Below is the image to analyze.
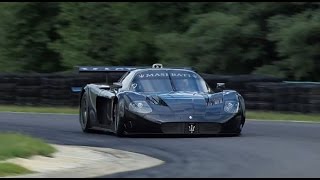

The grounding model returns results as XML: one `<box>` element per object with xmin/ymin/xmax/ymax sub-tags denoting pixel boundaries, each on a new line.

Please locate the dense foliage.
<box><xmin>0</xmin><ymin>2</ymin><xmax>319</xmax><ymax>80</ymax></box>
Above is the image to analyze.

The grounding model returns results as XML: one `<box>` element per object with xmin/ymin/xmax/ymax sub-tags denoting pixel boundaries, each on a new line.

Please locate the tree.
<box><xmin>0</xmin><ymin>2</ymin><xmax>319</xmax><ymax>81</ymax></box>
<box><xmin>155</xmin><ymin>33</ymin><xmax>193</xmax><ymax>67</ymax></box>
<box><xmin>255</xmin><ymin>10</ymin><xmax>320</xmax><ymax>81</ymax></box>
<box><xmin>156</xmin><ymin>12</ymin><xmax>264</xmax><ymax>74</ymax></box>
<box><xmin>51</xmin><ymin>2</ymin><xmax>120</xmax><ymax>69</ymax></box>
<box><xmin>0</xmin><ymin>2</ymin><xmax>62</xmax><ymax>73</ymax></box>
<box><xmin>111</xmin><ymin>2</ymin><xmax>191</xmax><ymax>66</ymax></box>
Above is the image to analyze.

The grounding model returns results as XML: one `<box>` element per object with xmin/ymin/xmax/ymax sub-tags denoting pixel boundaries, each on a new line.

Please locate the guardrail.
<box><xmin>0</xmin><ymin>73</ymin><xmax>319</xmax><ymax>113</ymax></box>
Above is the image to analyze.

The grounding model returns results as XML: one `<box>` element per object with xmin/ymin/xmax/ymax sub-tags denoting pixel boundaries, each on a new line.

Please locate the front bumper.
<box><xmin>122</xmin><ymin>110</ymin><xmax>244</xmax><ymax>135</ymax></box>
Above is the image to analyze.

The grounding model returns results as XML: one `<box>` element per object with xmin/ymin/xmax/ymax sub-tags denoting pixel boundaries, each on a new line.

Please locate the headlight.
<box><xmin>224</xmin><ymin>101</ymin><xmax>239</xmax><ymax>113</ymax></box>
<box><xmin>129</xmin><ymin>101</ymin><xmax>152</xmax><ymax>114</ymax></box>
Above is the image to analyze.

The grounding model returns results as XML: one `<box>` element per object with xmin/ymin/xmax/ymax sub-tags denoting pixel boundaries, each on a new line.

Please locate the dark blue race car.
<box><xmin>75</xmin><ymin>64</ymin><xmax>246</xmax><ymax>137</ymax></box>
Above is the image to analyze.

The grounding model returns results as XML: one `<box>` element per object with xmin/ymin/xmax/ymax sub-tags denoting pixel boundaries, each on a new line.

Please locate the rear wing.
<box><xmin>78</xmin><ymin>66</ymin><xmax>144</xmax><ymax>73</ymax></box>
<box><xmin>71</xmin><ymin>64</ymin><xmax>192</xmax><ymax>93</ymax></box>
<box><xmin>77</xmin><ymin>64</ymin><xmax>192</xmax><ymax>73</ymax></box>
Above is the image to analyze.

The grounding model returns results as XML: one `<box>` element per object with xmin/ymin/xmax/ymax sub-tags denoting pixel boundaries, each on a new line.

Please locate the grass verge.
<box><xmin>247</xmin><ymin>111</ymin><xmax>320</xmax><ymax>122</ymax></box>
<box><xmin>0</xmin><ymin>105</ymin><xmax>319</xmax><ymax>122</ymax></box>
<box><xmin>0</xmin><ymin>163</ymin><xmax>32</xmax><ymax>177</ymax></box>
<box><xmin>0</xmin><ymin>133</ymin><xmax>56</xmax><ymax>177</ymax></box>
<box><xmin>0</xmin><ymin>105</ymin><xmax>78</xmax><ymax>114</ymax></box>
<box><xmin>0</xmin><ymin>133</ymin><xmax>56</xmax><ymax>161</ymax></box>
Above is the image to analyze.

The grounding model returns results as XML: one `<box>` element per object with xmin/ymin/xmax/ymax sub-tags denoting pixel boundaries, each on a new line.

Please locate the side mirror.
<box><xmin>112</xmin><ymin>82</ymin><xmax>122</xmax><ymax>89</ymax></box>
<box><xmin>216</xmin><ymin>83</ymin><xmax>225</xmax><ymax>92</ymax></box>
<box><xmin>71</xmin><ymin>87</ymin><xmax>82</xmax><ymax>94</ymax></box>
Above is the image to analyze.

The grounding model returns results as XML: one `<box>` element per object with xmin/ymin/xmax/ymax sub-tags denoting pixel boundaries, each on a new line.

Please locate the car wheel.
<box><xmin>234</xmin><ymin>118</ymin><xmax>244</xmax><ymax>136</ymax></box>
<box><xmin>113</xmin><ymin>101</ymin><xmax>125</xmax><ymax>137</ymax></box>
<box><xmin>237</xmin><ymin>123</ymin><xmax>244</xmax><ymax>135</ymax></box>
<box><xmin>80</xmin><ymin>93</ymin><xmax>92</xmax><ymax>133</ymax></box>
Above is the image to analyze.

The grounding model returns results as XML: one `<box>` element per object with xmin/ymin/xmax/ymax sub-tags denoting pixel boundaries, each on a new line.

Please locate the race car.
<box><xmin>74</xmin><ymin>64</ymin><xmax>245</xmax><ymax>136</ymax></box>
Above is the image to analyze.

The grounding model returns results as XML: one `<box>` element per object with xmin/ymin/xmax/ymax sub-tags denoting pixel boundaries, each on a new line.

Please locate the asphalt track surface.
<box><xmin>0</xmin><ymin>112</ymin><xmax>320</xmax><ymax>178</ymax></box>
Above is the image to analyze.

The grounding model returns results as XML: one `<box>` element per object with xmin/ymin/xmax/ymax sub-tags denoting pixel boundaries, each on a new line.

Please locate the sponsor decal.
<box><xmin>171</xmin><ymin>73</ymin><xmax>198</xmax><ymax>78</ymax></box>
<box><xmin>137</xmin><ymin>72</ymin><xmax>198</xmax><ymax>79</ymax></box>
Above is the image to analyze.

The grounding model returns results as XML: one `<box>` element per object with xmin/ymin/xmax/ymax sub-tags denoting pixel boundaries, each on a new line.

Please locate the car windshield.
<box><xmin>130</xmin><ymin>70</ymin><xmax>208</xmax><ymax>93</ymax></box>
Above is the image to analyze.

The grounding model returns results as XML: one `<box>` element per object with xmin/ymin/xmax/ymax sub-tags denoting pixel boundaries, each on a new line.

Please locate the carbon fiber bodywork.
<box><xmin>122</xmin><ymin>110</ymin><xmax>243</xmax><ymax>135</ymax></box>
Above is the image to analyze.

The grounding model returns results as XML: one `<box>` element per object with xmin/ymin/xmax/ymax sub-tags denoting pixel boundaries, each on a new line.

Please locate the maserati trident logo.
<box><xmin>188</xmin><ymin>124</ymin><xmax>196</xmax><ymax>133</ymax></box>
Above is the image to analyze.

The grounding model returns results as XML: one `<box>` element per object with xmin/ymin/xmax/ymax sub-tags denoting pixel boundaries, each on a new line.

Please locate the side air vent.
<box><xmin>146</xmin><ymin>95</ymin><xmax>168</xmax><ymax>106</ymax></box>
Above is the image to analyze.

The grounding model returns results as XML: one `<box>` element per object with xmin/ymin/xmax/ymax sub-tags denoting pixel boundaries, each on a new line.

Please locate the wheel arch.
<box><xmin>79</xmin><ymin>88</ymin><xmax>86</xmax><ymax>104</ymax></box>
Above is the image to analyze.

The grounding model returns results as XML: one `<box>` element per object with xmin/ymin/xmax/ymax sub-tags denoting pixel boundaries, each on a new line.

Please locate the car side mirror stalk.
<box><xmin>216</xmin><ymin>83</ymin><xmax>225</xmax><ymax>92</ymax></box>
<box><xmin>112</xmin><ymin>82</ymin><xmax>122</xmax><ymax>89</ymax></box>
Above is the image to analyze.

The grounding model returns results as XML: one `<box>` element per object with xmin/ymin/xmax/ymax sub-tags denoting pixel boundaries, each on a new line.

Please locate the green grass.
<box><xmin>0</xmin><ymin>133</ymin><xmax>56</xmax><ymax>177</ymax></box>
<box><xmin>0</xmin><ymin>104</ymin><xmax>319</xmax><ymax>122</ymax></box>
<box><xmin>0</xmin><ymin>133</ymin><xmax>56</xmax><ymax>161</ymax></box>
<box><xmin>0</xmin><ymin>163</ymin><xmax>32</xmax><ymax>177</ymax></box>
<box><xmin>247</xmin><ymin>111</ymin><xmax>320</xmax><ymax>122</ymax></box>
<box><xmin>0</xmin><ymin>105</ymin><xmax>78</xmax><ymax>114</ymax></box>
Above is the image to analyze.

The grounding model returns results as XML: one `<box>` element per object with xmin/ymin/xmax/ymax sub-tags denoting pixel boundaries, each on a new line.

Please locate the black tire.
<box><xmin>233</xmin><ymin>127</ymin><xmax>243</xmax><ymax>136</ymax></box>
<box><xmin>113</xmin><ymin>101</ymin><xmax>125</xmax><ymax>137</ymax></box>
<box><xmin>80</xmin><ymin>92</ymin><xmax>92</xmax><ymax>133</ymax></box>
<box><xmin>233</xmin><ymin>118</ymin><xmax>245</xmax><ymax>136</ymax></box>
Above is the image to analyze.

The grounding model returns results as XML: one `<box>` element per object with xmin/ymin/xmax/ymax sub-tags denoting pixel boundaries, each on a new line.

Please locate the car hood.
<box><xmin>144</xmin><ymin>91</ymin><xmax>224</xmax><ymax>119</ymax></box>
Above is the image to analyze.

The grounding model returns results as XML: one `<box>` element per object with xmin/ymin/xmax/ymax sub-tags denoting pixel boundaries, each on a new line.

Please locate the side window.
<box><xmin>119</xmin><ymin>72</ymin><xmax>129</xmax><ymax>83</ymax></box>
<box><xmin>120</xmin><ymin>71</ymin><xmax>135</xmax><ymax>90</ymax></box>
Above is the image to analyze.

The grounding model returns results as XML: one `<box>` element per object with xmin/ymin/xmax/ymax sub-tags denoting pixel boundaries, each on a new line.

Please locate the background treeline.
<box><xmin>0</xmin><ymin>2</ymin><xmax>319</xmax><ymax>81</ymax></box>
